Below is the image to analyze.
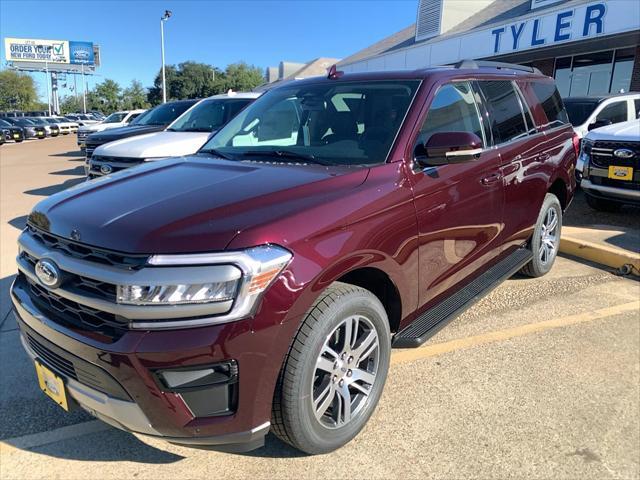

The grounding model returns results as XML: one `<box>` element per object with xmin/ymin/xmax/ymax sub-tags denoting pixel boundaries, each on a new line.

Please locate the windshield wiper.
<box><xmin>240</xmin><ymin>150</ymin><xmax>332</xmax><ymax>166</ymax></box>
<box><xmin>198</xmin><ymin>148</ymin><xmax>233</xmax><ymax>160</ymax></box>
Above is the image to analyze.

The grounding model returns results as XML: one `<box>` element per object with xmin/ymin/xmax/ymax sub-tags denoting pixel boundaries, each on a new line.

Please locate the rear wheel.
<box><xmin>521</xmin><ymin>193</ymin><xmax>562</xmax><ymax>278</ymax></box>
<box><xmin>272</xmin><ymin>282</ymin><xmax>391</xmax><ymax>454</ymax></box>
<box><xmin>585</xmin><ymin>194</ymin><xmax>622</xmax><ymax>212</ymax></box>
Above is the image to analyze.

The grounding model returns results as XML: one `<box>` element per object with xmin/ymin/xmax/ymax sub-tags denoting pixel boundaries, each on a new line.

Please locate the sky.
<box><xmin>1</xmin><ymin>0</ymin><xmax>417</xmax><ymax>102</ymax></box>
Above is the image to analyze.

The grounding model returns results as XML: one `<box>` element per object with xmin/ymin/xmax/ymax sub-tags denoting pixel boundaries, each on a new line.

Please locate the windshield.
<box><xmin>563</xmin><ymin>100</ymin><xmax>600</xmax><ymax>125</ymax></box>
<box><xmin>14</xmin><ymin>118</ymin><xmax>34</xmax><ymax>126</ymax></box>
<box><xmin>201</xmin><ymin>80</ymin><xmax>420</xmax><ymax>166</ymax></box>
<box><xmin>103</xmin><ymin>112</ymin><xmax>127</xmax><ymax>123</ymax></box>
<box><xmin>27</xmin><ymin>118</ymin><xmax>45</xmax><ymax>125</ymax></box>
<box><xmin>0</xmin><ymin>119</ymin><xmax>10</xmax><ymax>127</ymax></box>
<box><xmin>134</xmin><ymin>101</ymin><xmax>194</xmax><ymax>126</ymax></box>
<box><xmin>168</xmin><ymin>98</ymin><xmax>253</xmax><ymax>132</ymax></box>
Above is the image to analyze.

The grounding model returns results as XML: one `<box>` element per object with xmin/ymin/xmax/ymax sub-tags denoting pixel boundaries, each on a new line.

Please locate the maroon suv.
<box><xmin>12</xmin><ymin>61</ymin><xmax>577</xmax><ymax>454</ymax></box>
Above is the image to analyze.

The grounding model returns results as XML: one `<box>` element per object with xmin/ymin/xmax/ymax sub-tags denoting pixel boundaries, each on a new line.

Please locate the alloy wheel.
<box><xmin>539</xmin><ymin>207</ymin><xmax>559</xmax><ymax>265</ymax></box>
<box><xmin>311</xmin><ymin>315</ymin><xmax>379</xmax><ymax>429</ymax></box>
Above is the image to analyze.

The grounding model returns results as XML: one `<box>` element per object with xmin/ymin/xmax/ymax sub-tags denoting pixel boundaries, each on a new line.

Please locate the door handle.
<box><xmin>538</xmin><ymin>153</ymin><xmax>551</xmax><ymax>161</ymax></box>
<box><xmin>481</xmin><ymin>173</ymin><xmax>502</xmax><ymax>185</ymax></box>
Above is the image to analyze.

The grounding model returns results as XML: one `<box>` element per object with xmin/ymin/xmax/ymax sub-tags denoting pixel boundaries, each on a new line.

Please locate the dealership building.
<box><xmin>338</xmin><ymin>0</ymin><xmax>640</xmax><ymax>96</ymax></box>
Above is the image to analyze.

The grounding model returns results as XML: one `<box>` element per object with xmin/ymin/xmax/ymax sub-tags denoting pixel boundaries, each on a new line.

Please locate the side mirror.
<box><xmin>588</xmin><ymin>119</ymin><xmax>612</xmax><ymax>131</ymax></box>
<box><xmin>414</xmin><ymin>132</ymin><xmax>483</xmax><ymax>168</ymax></box>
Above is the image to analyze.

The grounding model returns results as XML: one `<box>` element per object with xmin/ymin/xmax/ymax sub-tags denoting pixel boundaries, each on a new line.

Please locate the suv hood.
<box><xmin>29</xmin><ymin>156</ymin><xmax>368</xmax><ymax>253</ymax></box>
<box><xmin>86</xmin><ymin>125</ymin><xmax>164</xmax><ymax>143</ymax></box>
<box><xmin>585</xmin><ymin>120</ymin><xmax>640</xmax><ymax>142</ymax></box>
<box><xmin>93</xmin><ymin>131</ymin><xmax>211</xmax><ymax>158</ymax></box>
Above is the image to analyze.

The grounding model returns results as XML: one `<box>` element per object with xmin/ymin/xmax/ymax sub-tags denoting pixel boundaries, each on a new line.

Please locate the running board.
<box><xmin>392</xmin><ymin>248</ymin><xmax>533</xmax><ymax>348</ymax></box>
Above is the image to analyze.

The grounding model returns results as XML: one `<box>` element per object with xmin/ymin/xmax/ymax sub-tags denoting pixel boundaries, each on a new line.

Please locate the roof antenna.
<box><xmin>327</xmin><ymin>64</ymin><xmax>344</xmax><ymax>79</ymax></box>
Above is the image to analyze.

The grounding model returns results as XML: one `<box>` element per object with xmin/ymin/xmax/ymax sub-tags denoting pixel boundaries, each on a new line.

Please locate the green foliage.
<box><xmin>59</xmin><ymin>95</ymin><xmax>84</xmax><ymax>114</ymax></box>
<box><xmin>0</xmin><ymin>70</ymin><xmax>41</xmax><ymax>111</ymax></box>
<box><xmin>220</xmin><ymin>62</ymin><xmax>265</xmax><ymax>93</ymax></box>
<box><xmin>91</xmin><ymin>79</ymin><xmax>121</xmax><ymax>113</ymax></box>
<box><xmin>147</xmin><ymin>61</ymin><xmax>264</xmax><ymax>104</ymax></box>
<box><xmin>121</xmin><ymin>80</ymin><xmax>150</xmax><ymax>110</ymax></box>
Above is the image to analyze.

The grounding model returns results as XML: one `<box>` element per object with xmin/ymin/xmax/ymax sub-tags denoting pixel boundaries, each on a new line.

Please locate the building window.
<box><xmin>554</xmin><ymin>49</ymin><xmax>635</xmax><ymax>97</ymax></box>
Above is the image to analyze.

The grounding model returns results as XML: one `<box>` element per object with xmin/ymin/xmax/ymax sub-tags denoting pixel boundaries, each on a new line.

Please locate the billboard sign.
<box><xmin>4</xmin><ymin>38</ymin><xmax>95</xmax><ymax>66</ymax></box>
<box><xmin>69</xmin><ymin>41</ymin><xmax>94</xmax><ymax>65</ymax></box>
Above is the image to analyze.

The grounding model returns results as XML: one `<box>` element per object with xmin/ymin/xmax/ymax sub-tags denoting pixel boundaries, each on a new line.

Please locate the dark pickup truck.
<box><xmin>13</xmin><ymin>61</ymin><xmax>576</xmax><ymax>455</ymax></box>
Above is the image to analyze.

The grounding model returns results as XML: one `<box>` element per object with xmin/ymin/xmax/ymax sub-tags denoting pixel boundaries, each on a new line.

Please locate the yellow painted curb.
<box><xmin>560</xmin><ymin>235</ymin><xmax>640</xmax><ymax>277</ymax></box>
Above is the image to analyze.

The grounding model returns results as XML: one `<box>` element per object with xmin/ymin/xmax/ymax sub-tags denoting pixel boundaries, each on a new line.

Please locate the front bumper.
<box><xmin>581</xmin><ymin>178</ymin><xmax>640</xmax><ymax>205</ymax></box>
<box><xmin>10</xmin><ymin>275</ymin><xmax>294</xmax><ymax>451</ymax></box>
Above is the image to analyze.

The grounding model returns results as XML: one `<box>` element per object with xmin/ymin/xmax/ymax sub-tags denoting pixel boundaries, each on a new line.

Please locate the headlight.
<box><xmin>581</xmin><ymin>138</ymin><xmax>593</xmax><ymax>155</ymax></box>
<box><xmin>126</xmin><ymin>244</ymin><xmax>292</xmax><ymax>329</ymax></box>
<box><xmin>117</xmin><ymin>280</ymin><xmax>238</xmax><ymax>305</ymax></box>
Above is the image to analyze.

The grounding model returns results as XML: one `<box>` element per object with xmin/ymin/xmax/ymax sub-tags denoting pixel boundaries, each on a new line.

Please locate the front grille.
<box><xmin>23</xmin><ymin>327</ymin><xmax>132</xmax><ymax>401</ymax></box>
<box><xmin>21</xmin><ymin>251</ymin><xmax>117</xmax><ymax>301</ymax></box>
<box><xmin>90</xmin><ymin>156</ymin><xmax>143</xmax><ymax>176</ymax></box>
<box><xmin>25</xmin><ymin>275</ymin><xmax>128</xmax><ymax>338</ymax></box>
<box><xmin>77</xmin><ymin>131</ymin><xmax>89</xmax><ymax>141</ymax></box>
<box><xmin>590</xmin><ymin>141</ymin><xmax>640</xmax><ymax>169</ymax></box>
<box><xmin>27</xmin><ymin>333</ymin><xmax>77</xmax><ymax>380</ymax></box>
<box><xmin>27</xmin><ymin>225</ymin><xmax>148</xmax><ymax>269</ymax></box>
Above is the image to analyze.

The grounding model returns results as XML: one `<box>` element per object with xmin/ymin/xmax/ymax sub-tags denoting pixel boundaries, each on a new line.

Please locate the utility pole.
<box><xmin>45</xmin><ymin>60</ymin><xmax>51</xmax><ymax>116</ymax></box>
<box><xmin>160</xmin><ymin>10</ymin><xmax>172</xmax><ymax>103</ymax></box>
<box><xmin>81</xmin><ymin>63</ymin><xmax>87</xmax><ymax>113</ymax></box>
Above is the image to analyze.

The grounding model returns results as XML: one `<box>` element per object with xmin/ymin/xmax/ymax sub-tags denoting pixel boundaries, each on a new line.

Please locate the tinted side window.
<box><xmin>531</xmin><ymin>82</ymin><xmax>569</xmax><ymax>128</ymax></box>
<box><xmin>635</xmin><ymin>99</ymin><xmax>640</xmax><ymax>119</ymax></box>
<box><xmin>596</xmin><ymin>101</ymin><xmax>627</xmax><ymax>123</ymax></box>
<box><xmin>479</xmin><ymin>80</ymin><xmax>529</xmax><ymax>144</ymax></box>
<box><xmin>417</xmin><ymin>82</ymin><xmax>484</xmax><ymax>146</ymax></box>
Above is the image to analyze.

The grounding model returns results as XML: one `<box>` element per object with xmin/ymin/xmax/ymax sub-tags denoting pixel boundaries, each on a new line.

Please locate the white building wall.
<box><xmin>343</xmin><ymin>0</ymin><xmax>639</xmax><ymax>72</ymax></box>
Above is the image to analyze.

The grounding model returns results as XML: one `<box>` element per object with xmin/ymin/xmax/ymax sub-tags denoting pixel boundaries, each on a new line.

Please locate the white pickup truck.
<box><xmin>579</xmin><ymin>119</ymin><xmax>640</xmax><ymax>211</ymax></box>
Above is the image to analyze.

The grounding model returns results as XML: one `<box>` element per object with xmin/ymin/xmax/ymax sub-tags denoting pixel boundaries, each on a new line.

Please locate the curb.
<box><xmin>560</xmin><ymin>236</ymin><xmax>640</xmax><ymax>277</ymax></box>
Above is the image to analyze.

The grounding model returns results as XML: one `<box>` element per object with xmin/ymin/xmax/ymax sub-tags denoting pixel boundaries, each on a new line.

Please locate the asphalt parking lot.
<box><xmin>0</xmin><ymin>136</ymin><xmax>639</xmax><ymax>479</ymax></box>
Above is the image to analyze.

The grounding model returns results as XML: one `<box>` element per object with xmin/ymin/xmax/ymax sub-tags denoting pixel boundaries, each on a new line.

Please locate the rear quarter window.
<box><xmin>530</xmin><ymin>82</ymin><xmax>569</xmax><ymax>129</ymax></box>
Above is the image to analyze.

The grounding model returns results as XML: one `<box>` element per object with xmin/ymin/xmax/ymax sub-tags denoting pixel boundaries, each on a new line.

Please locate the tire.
<box><xmin>272</xmin><ymin>282</ymin><xmax>391</xmax><ymax>454</ymax></box>
<box><xmin>520</xmin><ymin>193</ymin><xmax>562</xmax><ymax>278</ymax></box>
<box><xmin>585</xmin><ymin>194</ymin><xmax>622</xmax><ymax>213</ymax></box>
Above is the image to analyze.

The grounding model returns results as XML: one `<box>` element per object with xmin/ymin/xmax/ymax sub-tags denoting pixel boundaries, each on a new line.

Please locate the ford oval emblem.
<box><xmin>613</xmin><ymin>148</ymin><xmax>634</xmax><ymax>159</ymax></box>
<box><xmin>100</xmin><ymin>164</ymin><xmax>113</xmax><ymax>175</ymax></box>
<box><xmin>35</xmin><ymin>259</ymin><xmax>62</xmax><ymax>289</ymax></box>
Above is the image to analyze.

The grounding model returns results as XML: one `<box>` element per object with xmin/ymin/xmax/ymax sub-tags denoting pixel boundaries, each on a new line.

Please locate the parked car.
<box><xmin>12</xmin><ymin>62</ymin><xmax>576</xmax><ymax>455</ymax></box>
<box><xmin>77</xmin><ymin>110</ymin><xmax>146</xmax><ymax>149</ymax></box>
<box><xmin>0</xmin><ymin>118</ymin><xmax>25</xmax><ymax>142</ymax></box>
<box><xmin>579</xmin><ymin>119</ymin><xmax>639</xmax><ymax>211</ymax></box>
<box><xmin>564</xmin><ymin>94</ymin><xmax>640</xmax><ymax>177</ymax></box>
<box><xmin>3</xmin><ymin>117</ymin><xmax>46</xmax><ymax>139</ymax></box>
<box><xmin>83</xmin><ymin>99</ymin><xmax>198</xmax><ymax>159</ymax></box>
<box><xmin>65</xmin><ymin>113</ymin><xmax>100</xmax><ymax>126</ymax></box>
<box><xmin>54</xmin><ymin>117</ymin><xmax>80</xmax><ymax>133</ymax></box>
<box><xmin>43</xmin><ymin>117</ymin><xmax>71</xmax><ymax>135</ymax></box>
<box><xmin>87</xmin><ymin>93</ymin><xmax>258</xmax><ymax>178</ymax></box>
<box><xmin>26</xmin><ymin>117</ymin><xmax>60</xmax><ymax>137</ymax></box>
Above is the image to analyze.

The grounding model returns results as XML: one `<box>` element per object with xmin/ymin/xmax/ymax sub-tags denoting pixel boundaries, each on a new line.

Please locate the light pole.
<box><xmin>160</xmin><ymin>10</ymin><xmax>172</xmax><ymax>103</ymax></box>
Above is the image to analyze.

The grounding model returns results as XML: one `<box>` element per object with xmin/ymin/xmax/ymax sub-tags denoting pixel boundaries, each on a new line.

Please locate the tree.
<box><xmin>221</xmin><ymin>62</ymin><xmax>264</xmax><ymax>93</ymax></box>
<box><xmin>121</xmin><ymin>80</ymin><xmax>149</xmax><ymax>110</ymax></box>
<box><xmin>59</xmin><ymin>95</ymin><xmax>84</xmax><ymax>114</ymax></box>
<box><xmin>0</xmin><ymin>70</ymin><xmax>40</xmax><ymax>111</ymax></box>
<box><xmin>91</xmin><ymin>79</ymin><xmax>122</xmax><ymax>114</ymax></box>
<box><xmin>174</xmin><ymin>62</ymin><xmax>217</xmax><ymax>99</ymax></box>
<box><xmin>148</xmin><ymin>65</ymin><xmax>179</xmax><ymax>105</ymax></box>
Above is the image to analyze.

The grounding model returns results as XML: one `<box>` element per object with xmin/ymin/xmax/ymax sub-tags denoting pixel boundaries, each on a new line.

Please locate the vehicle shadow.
<box><xmin>232</xmin><ymin>433</ymin><xmax>308</xmax><ymax>458</ymax></box>
<box><xmin>49</xmin><ymin>151</ymin><xmax>84</xmax><ymax>158</ymax></box>
<box><xmin>24</xmin><ymin>178</ymin><xmax>84</xmax><ymax>197</ymax></box>
<box><xmin>49</xmin><ymin>166</ymin><xmax>85</xmax><ymax>176</ymax></box>
<box><xmin>8</xmin><ymin>215</ymin><xmax>28</xmax><ymax>231</ymax></box>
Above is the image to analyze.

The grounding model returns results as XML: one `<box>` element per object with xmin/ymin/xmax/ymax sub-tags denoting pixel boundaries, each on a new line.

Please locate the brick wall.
<box><xmin>531</xmin><ymin>58</ymin><xmax>555</xmax><ymax>77</ymax></box>
<box><xmin>630</xmin><ymin>46</ymin><xmax>640</xmax><ymax>93</ymax></box>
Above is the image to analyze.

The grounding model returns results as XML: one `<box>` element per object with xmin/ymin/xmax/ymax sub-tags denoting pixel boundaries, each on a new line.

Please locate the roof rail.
<box><xmin>453</xmin><ymin>59</ymin><xmax>542</xmax><ymax>75</ymax></box>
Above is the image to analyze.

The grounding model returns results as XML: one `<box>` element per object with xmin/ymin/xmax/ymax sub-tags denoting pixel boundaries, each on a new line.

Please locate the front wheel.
<box><xmin>272</xmin><ymin>282</ymin><xmax>391</xmax><ymax>454</ymax></box>
<box><xmin>520</xmin><ymin>193</ymin><xmax>562</xmax><ymax>278</ymax></box>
